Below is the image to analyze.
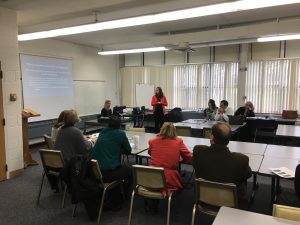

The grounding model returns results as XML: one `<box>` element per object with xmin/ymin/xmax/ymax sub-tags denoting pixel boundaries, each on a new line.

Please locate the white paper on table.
<box><xmin>269</xmin><ymin>167</ymin><xmax>295</xmax><ymax>178</ymax></box>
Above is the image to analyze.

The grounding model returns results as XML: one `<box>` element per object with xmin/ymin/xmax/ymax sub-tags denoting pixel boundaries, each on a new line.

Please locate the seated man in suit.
<box><xmin>193</xmin><ymin>122</ymin><xmax>252</xmax><ymax>207</ymax></box>
<box><xmin>235</xmin><ymin>101</ymin><xmax>255</xmax><ymax>117</ymax></box>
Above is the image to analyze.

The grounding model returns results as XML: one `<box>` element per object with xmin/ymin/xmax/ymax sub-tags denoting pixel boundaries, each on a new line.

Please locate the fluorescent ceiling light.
<box><xmin>18</xmin><ymin>0</ymin><xmax>300</xmax><ymax>41</ymax></box>
<box><xmin>98</xmin><ymin>47</ymin><xmax>168</xmax><ymax>55</ymax></box>
<box><xmin>257</xmin><ymin>34</ymin><xmax>300</xmax><ymax>42</ymax></box>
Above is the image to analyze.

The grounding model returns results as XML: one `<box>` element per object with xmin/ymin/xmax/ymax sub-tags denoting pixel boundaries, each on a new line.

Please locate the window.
<box><xmin>245</xmin><ymin>59</ymin><xmax>300</xmax><ymax>114</ymax></box>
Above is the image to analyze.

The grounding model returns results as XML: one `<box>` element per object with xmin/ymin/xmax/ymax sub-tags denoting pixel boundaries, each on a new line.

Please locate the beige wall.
<box><xmin>0</xmin><ymin>7</ymin><xmax>23</xmax><ymax>177</ymax></box>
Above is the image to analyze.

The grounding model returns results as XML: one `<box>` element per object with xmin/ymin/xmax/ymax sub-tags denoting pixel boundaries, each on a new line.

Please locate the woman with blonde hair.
<box><xmin>148</xmin><ymin>123</ymin><xmax>192</xmax><ymax>192</ymax></box>
<box><xmin>100</xmin><ymin>99</ymin><xmax>112</xmax><ymax>117</ymax></box>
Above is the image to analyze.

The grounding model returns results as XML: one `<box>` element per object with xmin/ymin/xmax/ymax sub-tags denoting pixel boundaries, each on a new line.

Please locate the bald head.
<box><xmin>211</xmin><ymin>122</ymin><xmax>231</xmax><ymax>145</ymax></box>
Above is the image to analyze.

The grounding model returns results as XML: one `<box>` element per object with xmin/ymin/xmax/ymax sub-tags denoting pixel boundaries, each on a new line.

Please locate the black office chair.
<box><xmin>253</xmin><ymin>119</ymin><xmax>277</xmax><ymax>143</ymax></box>
<box><xmin>295</xmin><ymin>164</ymin><xmax>300</xmax><ymax>201</ymax></box>
<box><xmin>133</xmin><ymin>107</ymin><xmax>144</xmax><ymax>128</ymax></box>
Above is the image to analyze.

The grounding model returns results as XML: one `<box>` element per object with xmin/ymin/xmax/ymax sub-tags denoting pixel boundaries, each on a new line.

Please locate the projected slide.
<box><xmin>20</xmin><ymin>54</ymin><xmax>74</xmax><ymax>122</ymax></box>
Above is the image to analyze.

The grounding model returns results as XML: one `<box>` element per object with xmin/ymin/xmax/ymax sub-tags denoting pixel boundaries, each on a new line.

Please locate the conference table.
<box><xmin>276</xmin><ymin>124</ymin><xmax>300</xmax><ymax>138</ymax></box>
<box><xmin>212</xmin><ymin>206</ymin><xmax>300</xmax><ymax>225</ymax></box>
<box><xmin>84</xmin><ymin>117</ymin><xmax>132</xmax><ymax>133</ymax></box>
<box><xmin>247</xmin><ymin>116</ymin><xmax>300</xmax><ymax>125</ymax></box>
<box><xmin>120</xmin><ymin>132</ymin><xmax>266</xmax><ymax>176</ymax></box>
<box><xmin>174</xmin><ymin>120</ymin><xmax>245</xmax><ymax>132</ymax></box>
<box><xmin>259</xmin><ymin>144</ymin><xmax>300</xmax><ymax>207</ymax></box>
<box><xmin>94</xmin><ymin>130</ymin><xmax>299</xmax><ymax>208</ymax></box>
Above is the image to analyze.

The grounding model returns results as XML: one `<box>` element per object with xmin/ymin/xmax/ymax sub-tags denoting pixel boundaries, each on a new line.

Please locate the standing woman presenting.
<box><xmin>151</xmin><ymin>87</ymin><xmax>168</xmax><ymax>133</ymax></box>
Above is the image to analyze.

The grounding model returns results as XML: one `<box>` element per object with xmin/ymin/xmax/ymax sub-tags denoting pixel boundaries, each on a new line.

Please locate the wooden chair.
<box><xmin>73</xmin><ymin>159</ymin><xmax>125</xmax><ymax>225</ymax></box>
<box><xmin>191</xmin><ymin>178</ymin><xmax>238</xmax><ymax>225</ymax></box>
<box><xmin>176</xmin><ymin>126</ymin><xmax>192</xmax><ymax>137</ymax></box>
<box><xmin>273</xmin><ymin>204</ymin><xmax>300</xmax><ymax>222</ymax></box>
<box><xmin>43</xmin><ymin>134</ymin><xmax>54</xmax><ymax>149</ymax></box>
<box><xmin>128</xmin><ymin>165</ymin><xmax>173</xmax><ymax>225</ymax></box>
<box><xmin>37</xmin><ymin>149</ymin><xmax>67</xmax><ymax>208</ymax></box>
<box><xmin>127</xmin><ymin>127</ymin><xmax>145</xmax><ymax>132</ymax></box>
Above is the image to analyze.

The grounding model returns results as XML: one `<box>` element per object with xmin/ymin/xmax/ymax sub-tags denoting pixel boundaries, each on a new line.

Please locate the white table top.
<box><xmin>258</xmin><ymin>156</ymin><xmax>298</xmax><ymax>176</ymax></box>
<box><xmin>138</xmin><ymin>145</ymin><xmax>263</xmax><ymax>172</ymax></box>
<box><xmin>126</xmin><ymin>131</ymin><xmax>155</xmax><ymax>155</ymax></box>
<box><xmin>213</xmin><ymin>207</ymin><xmax>300</xmax><ymax>225</ymax></box>
<box><xmin>265</xmin><ymin>145</ymin><xmax>300</xmax><ymax>160</ymax></box>
<box><xmin>276</xmin><ymin>124</ymin><xmax>300</xmax><ymax>137</ymax></box>
<box><xmin>179</xmin><ymin>136</ymin><xmax>266</xmax><ymax>155</ymax></box>
<box><xmin>174</xmin><ymin>121</ymin><xmax>243</xmax><ymax>132</ymax></box>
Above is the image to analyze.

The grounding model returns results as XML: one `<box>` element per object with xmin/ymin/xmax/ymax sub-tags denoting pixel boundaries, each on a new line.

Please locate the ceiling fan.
<box><xmin>166</xmin><ymin>42</ymin><xmax>196</xmax><ymax>53</ymax></box>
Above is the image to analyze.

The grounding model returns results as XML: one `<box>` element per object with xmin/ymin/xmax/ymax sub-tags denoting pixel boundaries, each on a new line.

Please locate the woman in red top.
<box><xmin>151</xmin><ymin>87</ymin><xmax>168</xmax><ymax>133</ymax></box>
<box><xmin>148</xmin><ymin>122</ymin><xmax>193</xmax><ymax>192</ymax></box>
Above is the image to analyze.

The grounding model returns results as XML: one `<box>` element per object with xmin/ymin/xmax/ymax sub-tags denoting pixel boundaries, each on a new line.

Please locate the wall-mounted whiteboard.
<box><xmin>136</xmin><ymin>84</ymin><xmax>154</xmax><ymax>109</ymax></box>
<box><xmin>74</xmin><ymin>80</ymin><xmax>106</xmax><ymax>116</ymax></box>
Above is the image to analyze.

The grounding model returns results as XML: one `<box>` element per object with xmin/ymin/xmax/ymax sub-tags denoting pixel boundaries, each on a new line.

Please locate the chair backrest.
<box><xmin>90</xmin><ymin>159</ymin><xmax>104</xmax><ymax>185</ymax></box>
<box><xmin>256</xmin><ymin>119</ymin><xmax>277</xmax><ymax>130</ymax></box>
<box><xmin>176</xmin><ymin>126</ymin><xmax>192</xmax><ymax>137</ymax></box>
<box><xmin>273</xmin><ymin>204</ymin><xmax>300</xmax><ymax>222</ymax></box>
<box><xmin>128</xmin><ymin>127</ymin><xmax>145</xmax><ymax>132</ymax></box>
<box><xmin>43</xmin><ymin>135</ymin><xmax>54</xmax><ymax>149</ymax></box>
<box><xmin>295</xmin><ymin>164</ymin><xmax>300</xmax><ymax>200</ymax></box>
<box><xmin>132</xmin><ymin>165</ymin><xmax>167</xmax><ymax>191</ymax></box>
<box><xmin>195</xmin><ymin>178</ymin><xmax>238</xmax><ymax>208</ymax></box>
<box><xmin>39</xmin><ymin>149</ymin><xmax>64</xmax><ymax>175</ymax></box>
<box><xmin>203</xmin><ymin>128</ymin><xmax>212</xmax><ymax>139</ymax></box>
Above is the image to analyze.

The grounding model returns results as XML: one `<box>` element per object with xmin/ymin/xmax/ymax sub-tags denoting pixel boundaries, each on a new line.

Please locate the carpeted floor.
<box><xmin>0</xmin><ymin>145</ymin><xmax>299</xmax><ymax>225</ymax></box>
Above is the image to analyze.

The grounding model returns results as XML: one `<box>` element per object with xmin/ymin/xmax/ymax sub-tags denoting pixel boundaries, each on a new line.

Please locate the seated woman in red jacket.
<box><xmin>148</xmin><ymin>122</ymin><xmax>193</xmax><ymax>192</ymax></box>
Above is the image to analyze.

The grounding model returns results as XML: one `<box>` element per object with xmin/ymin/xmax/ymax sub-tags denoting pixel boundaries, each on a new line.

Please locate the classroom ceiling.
<box><xmin>1</xmin><ymin>0</ymin><xmax>300</xmax><ymax>51</ymax></box>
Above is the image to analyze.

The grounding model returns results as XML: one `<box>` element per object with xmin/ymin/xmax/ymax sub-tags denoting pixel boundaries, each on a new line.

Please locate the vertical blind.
<box><xmin>121</xmin><ymin>62</ymin><xmax>238</xmax><ymax>110</ymax></box>
<box><xmin>245</xmin><ymin>59</ymin><xmax>300</xmax><ymax>113</ymax></box>
<box><xmin>121</xmin><ymin>59</ymin><xmax>300</xmax><ymax>113</ymax></box>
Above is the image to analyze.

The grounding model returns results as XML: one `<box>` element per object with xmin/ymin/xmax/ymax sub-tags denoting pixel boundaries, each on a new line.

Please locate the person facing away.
<box><xmin>192</xmin><ymin>122</ymin><xmax>252</xmax><ymax>206</ymax></box>
<box><xmin>100</xmin><ymin>99</ymin><xmax>112</xmax><ymax>117</ymax></box>
<box><xmin>54</xmin><ymin>109</ymin><xmax>93</xmax><ymax>161</ymax></box>
<box><xmin>148</xmin><ymin>122</ymin><xmax>192</xmax><ymax>192</ymax></box>
<box><xmin>214</xmin><ymin>100</ymin><xmax>234</xmax><ymax>122</ymax></box>
<box><xmin>235</xmin><ymin>101</ymin><xmax>255</xmax><ymax>117</ymax></box>
<box><xmin>203</xmin><ymin>99</ymin><xmax>217</xmax><ymax>120</ymax></box>
<box><xmin>91</xmin><ymin>115</ymin><xmax>132</xmax><ymax>185</ymax></box>
<box><xmin>151</xmin><ymin>86</ymin><xmax>168</xmax><ymax>133</ymax></box>
<box><xmin>51</xmin><ymin>110</ymin><xmax>68</xmax><ymax>142</ymax></box>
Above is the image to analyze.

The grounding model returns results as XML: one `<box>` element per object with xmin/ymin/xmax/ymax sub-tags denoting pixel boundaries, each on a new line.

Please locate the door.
<box><xmin>0</xmin><ymin>62</ymin><xmax>6</xmax><ymax>181</ymax></box>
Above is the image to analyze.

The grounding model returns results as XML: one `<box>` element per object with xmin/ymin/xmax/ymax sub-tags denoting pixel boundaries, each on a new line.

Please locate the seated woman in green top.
<box><xmin>91</xmin><ymin>116</ymin><xmax>132</xmax><ymax>208</ymax></box>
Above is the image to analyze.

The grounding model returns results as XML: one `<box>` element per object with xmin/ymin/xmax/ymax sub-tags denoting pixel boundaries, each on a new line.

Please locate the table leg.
<box><xmin>270</xmin><ymin>176</ymin><xmax>276</xmax><ymax>209</ymax></box>
<box><xmin>252</xmin><ymin>173</ymin><xmax>258</xmax><ymax>190</ymax></box>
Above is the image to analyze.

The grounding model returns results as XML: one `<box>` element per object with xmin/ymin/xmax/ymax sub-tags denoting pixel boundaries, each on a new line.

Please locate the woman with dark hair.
<box><xmin>203</xmin><ymin>99</ymin><xmax>217</xmax><ymax>120</ymax></box>
<box><xmin>91</xmin><ymin>116</ymin><xmax>132</xmax><ymax>209</ymax></box>
<box><xmin>51</xmin><ymin>110</ymin><xmax>68</xmax><ymax>142</ymax></box>
<box><xmin>151</xmin><ymin>87</ymin><xmax>168</xmax><ymax>133</ymax></box>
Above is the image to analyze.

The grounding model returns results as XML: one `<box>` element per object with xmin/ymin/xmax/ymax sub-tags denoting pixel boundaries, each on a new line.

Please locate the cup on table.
<box><xmin>133</xmin><ymin>135</ymin><xmax>140</xmax><ymax>149</ymax></box>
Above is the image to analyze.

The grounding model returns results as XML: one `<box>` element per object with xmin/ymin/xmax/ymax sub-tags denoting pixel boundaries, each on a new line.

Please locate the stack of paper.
<box><xmin>270</xmin><ymin>167</ymin><xmax>295</xmax><ymax>178</ymax></box>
